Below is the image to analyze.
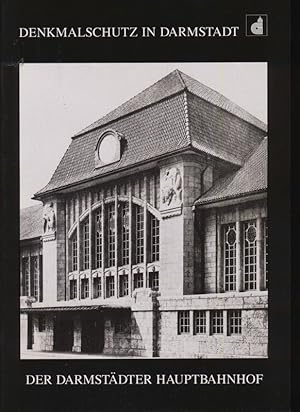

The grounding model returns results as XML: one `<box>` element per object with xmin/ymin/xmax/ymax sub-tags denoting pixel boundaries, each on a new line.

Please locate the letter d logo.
<box><xmin>246</xmin><ymin>14</ymin><xmax>268</xmax><ymax>37</ymax></box>
<box><xmin>251</xmin><ymin>17</ymin><xmax>264</xmax><ymax>35</ymax></box>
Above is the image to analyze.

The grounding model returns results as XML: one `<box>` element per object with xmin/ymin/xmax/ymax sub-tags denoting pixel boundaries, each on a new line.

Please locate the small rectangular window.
<box><xmin>228</xmin><ymin>310</ymin><xmax>242</xmax><ymax>335</ymax></box>
<box><xmin>194</xmin><ymin>310</ymin><xmax>206</xmax><ymax>334</ymax></box>
<box><xmin>149</xmin><ymin>271</ymin><xmax>159</xmax><ymax>291</ymax></box>
<box><xmin>178</xmin><ymin>311</ymin><xmax>190</xmax><ymax>334</ymax></box>
<box><xmin>133</xmin><ymin>273</ymin><xmax>143</xmax><ymax>290</ymax></box>
<box><xmin>106</xmin><ymin>276</ymin><xmax>115</xmax><ymax>298</ymax></box>
<box><xmin>93</xmin><ymin>277</ymin><xmax>101</xmax><ymax>298</ymax></box>
<box><xmin>211</xmin><ymin>310</ymin><xmax>223</xmax><ymax>334</ymax></box>
<box><xmin>70</xmin><ymin>279</ymin><xmax>77</xmax><ymax>299</ymax></box>
<box><xmin>81</xmin><ymin>278</ymin><xmax>89</xmax><ymax>299</ymax></box>
<box><xmin>119</xmin><ymin>274</ymin><xmax>129</xmax><ymax>297</ymax></box>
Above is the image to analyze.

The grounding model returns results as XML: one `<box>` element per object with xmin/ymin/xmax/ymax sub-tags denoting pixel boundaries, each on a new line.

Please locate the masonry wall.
<box><xmin>103</xmin><ymin>289</ymin><xmax>157</xmax><ymax>357</ymax></box>
<box><xmin>158</xmin><ymin>292</ymin><xmax>268</xmax><ymax>358</ymax></box>
<box><xmin>32</xmin><ymin>314</ymin><xmax>54</xmax><ymax>352</ymax></box>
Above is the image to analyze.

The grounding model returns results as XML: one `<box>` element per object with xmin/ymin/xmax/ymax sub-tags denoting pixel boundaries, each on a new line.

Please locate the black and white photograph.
<box><xmin>19</xmin><ymin>62</ymin><xmax>268</xmax><ymax>360</ymax></box>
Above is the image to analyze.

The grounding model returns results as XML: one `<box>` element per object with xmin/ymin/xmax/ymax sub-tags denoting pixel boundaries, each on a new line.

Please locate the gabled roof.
<box><xmin>75</xmin><ymin>69</ymin><xmax>267</xmax><ymax>137</ymax></box>
<box><xmin>35</xmin><ymin>70</ymin><xmax>267</xmax><ymax>197</ymax></box>
<box><xmin>20</xmin><ymin>204</ymin><xmax>43</xmax><ymax>241</ymax></box>
<box><xmin>195</xmin><ymin>138</ymin><xmax>268</xmax><ymax>206</ymax></box>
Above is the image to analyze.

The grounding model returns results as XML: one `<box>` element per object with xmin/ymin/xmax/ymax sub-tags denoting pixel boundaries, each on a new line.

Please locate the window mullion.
<box><xmin>256</xmin><ymin>215</ymin><xmax>263</xmax><ymax>291</ymax></box>
<box><xmin>76</xmin><ymin>195</ymin><xmax>81</xmax><ymax>300</ymax></box>
<box><xmin>101</xmin><ymin>199</ymin><xmax>105</xmax><ymax>298</ymax></box>
<box><xmin>88</xmin><ymin>193</ymin><xmax>92</xmax><ymax>298</ymax></box>
<box><xmin>114</xmin><ymin>186</ymin><xmax>118</xmax><ymax>298</ymax></box>
<box><xmin>143</xmin><ymin>175</ymin><xmax>148</xmax><ymax>288</ymax></box>
<box><xmin>216</xmin><ymin>214</ymin><xmax>223</xmax><ymax>293</ymax></box>
<box><xmin>236</xmin><ymin>216</ymin><xmax>242</xmax><ymax>292</ymax></box>
<box><xmin>128</xmin><ymin>184</ymin><xmax>133</xmax><ymax>296</ymax></box>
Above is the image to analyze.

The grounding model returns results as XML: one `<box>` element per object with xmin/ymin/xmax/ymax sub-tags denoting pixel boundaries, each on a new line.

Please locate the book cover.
<box><xmin>1</xmin><ymin>1</ymin><xmax>291</xmax><ymax>411</ymax></box>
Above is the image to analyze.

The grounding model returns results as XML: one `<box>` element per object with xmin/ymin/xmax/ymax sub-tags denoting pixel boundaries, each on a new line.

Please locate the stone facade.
<box><xmin>20</xmin><ymin>70</ymin><xmax>268</xmax><ymax>359</ymax></box>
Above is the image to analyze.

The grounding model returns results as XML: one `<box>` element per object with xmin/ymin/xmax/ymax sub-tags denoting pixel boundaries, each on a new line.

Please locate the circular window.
<box><xmin>246</xmin><ymin>225</ymin><xmax>257</xmax><ymax>243</ymax></box>
<box><xmin>227</xmin><ymin>228</ymin><xmax>236</xmax><ymax>245</ymax></box>
<box><xmin>98</xmin><ymin>133</ymin><xmax>119</xmax><ymax>164</ymax></box>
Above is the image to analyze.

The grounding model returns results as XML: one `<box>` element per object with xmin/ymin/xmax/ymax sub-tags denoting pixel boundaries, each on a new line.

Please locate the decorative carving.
<box><xmin>43</xmin><ymin>202</ymin><xmax>56</xmax><ymax>241</ymax></box>
<box><xmin>162</xmin><ymin>167</ymin><xmax>182</xmax><ymax>207</ymax></box>
<box><xmin>160</xmin><ymin>167</ymin><xmax>183</xmax><ymax>218</ymax></box>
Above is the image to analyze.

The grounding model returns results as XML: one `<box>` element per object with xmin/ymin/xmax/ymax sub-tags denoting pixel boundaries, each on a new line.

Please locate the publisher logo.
<box><xmin>246</xmin><ymin>14</ymin><xmax>268</xmax><ymax>36</ymax></box>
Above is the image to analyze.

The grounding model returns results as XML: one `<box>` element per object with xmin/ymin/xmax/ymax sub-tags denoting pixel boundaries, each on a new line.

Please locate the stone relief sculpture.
<box><xmin>162</xmin><ymin>167</ymin><xmax>182</xmax><ymax>207</ymax></box>
<box><xmin>43</xmin><ymin>202</ymin><xmax>56</xmax><ymax>234</ymax></box>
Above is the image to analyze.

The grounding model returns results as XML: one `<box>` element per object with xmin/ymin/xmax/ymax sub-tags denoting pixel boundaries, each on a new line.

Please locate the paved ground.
<box><xmin>21</xmin><ymin>350</ymin><xmax>142</xmax><ymax>359</ymax></box>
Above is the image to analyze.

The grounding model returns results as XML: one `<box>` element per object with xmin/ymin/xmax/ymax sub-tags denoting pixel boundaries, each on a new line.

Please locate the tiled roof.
<box><xmin>35</xmin><ymin>70</ymin><xmax>267</xmax><ymax>197</ymax></box>
<box><xmin>76</xmin><ymin>70</ymin><xmax>267</xmax><ymax>136</ymax></box>
<box><xmin>20</xmin><ymin>204</ymin><xmax>43</xmax><ymax>240</ymax></box>
<box><xmin>195</xmin><ymin>138</ymin><xmax>268</xmax><ymax>206</ymax></box>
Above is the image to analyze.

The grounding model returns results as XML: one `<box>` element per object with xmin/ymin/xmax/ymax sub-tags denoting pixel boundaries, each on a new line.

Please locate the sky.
<box><xmin>20</xmin><ymin>62</ymin><xmax>267</xmax><ymax>208</ymax></box>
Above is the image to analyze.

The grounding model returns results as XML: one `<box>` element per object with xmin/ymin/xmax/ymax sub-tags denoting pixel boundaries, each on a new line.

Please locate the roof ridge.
<box><xmin>183</xmin><ymin>91</ymin><xmax>191</xmax><ymax>144</ymax></box>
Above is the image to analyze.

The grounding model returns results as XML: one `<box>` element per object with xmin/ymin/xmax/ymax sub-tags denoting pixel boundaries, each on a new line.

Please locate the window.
<box><xmin>150</xmin><ymin>215</ymin><xmax>160</xmax><ymax>262</ymax></box>
<box><xmin>38</xmin><ymin>315</ymin><xmax>46</xmax><ymax>332</ymax></box>
<box><xmin>70</xmin><ymin>279</ymin><xmax>77</xmax><ymax>299</ymax></box>
<box><xmin>194</xmin><ymin>310</ymin><xmax>206</xmax><ymax>334</ymax></box>
<box><xmin>107</xmin><ymin>203</ymin><xmax>116</xmax><ymax>267</ymax></box>
<box><xmin>211</xmin><ymin>310</ymin><xmax>223</xmax><ymax>334</ymax></box>
<box><xmin>224</xmin><ymin>224</ymin><xmax>236</xmax><ymax>291</ymax></box>
<box><xmin>22</xmin><ymin>257</ymin><xmax>30</xmax><ymax>296</ymax></box>
<box><xmin>106</xmin><ymin>276</ymin><xmax>115</xmax><ymax>298</ymax></box>
<box><xmin>228</xmin><ymin>310</ymin><xmax>242</xmax><ymax>335</ymax></box>
<box><xmin>95</xmin><ymin>210</ymin><xmax>102</xmax><ymax>269</ymax></box>
<box><xmin>244</xmin><ymin>221</ymin><xmax>257</xmax><ymax>290</ymax></box>
<box><xmin>133</xmin><ymin>272</ymin><xmax>143</xmax><ymax>290</ymax></box>
<box><xmin>71</xmin><ymin>232</ymin><xmax>78</xmax><ymax>272</ymax></box>
<box><xmin>178</xmin><ymin>311</ymin><xmax>190</xmax><ymax>334</ymax></box>
<box><xmin>149</xmin><ymin>271</ymin><xmax>159</xmax><ymax>291</ymax></box>
<box><xmin>121</xmin><ymin>203</ymin><xmax>130</xmax><ymax>265</ymax></box>
<box><xmin>32</xmin><ymin>256</ymin><xmax>39</xmax><ymax>300</ymax></box>
<box><xmin>119</xmin><ymin>274</ymin><xmax>129</xmax><ymax>297</ymax></box>
<box><xmin>93</xmin><ymin>277</ymin><xmax>101</xmax><ymax>298</ymax></box>
<box><xmin>82</xmin><ymin>220</ymin><xmax>90</xmax><ymax>270</ymax></box>
<box><xmin>135</xmin><ymin>206</ymin><xmax>144</xmax><ymax>264</ymax></box>
<box><xmin>81</xmin><ymin>278</ymin><xmax>89</xmax><ymax>299</ymax></box>
<box><xmin>264</xmin><ymin>220</ymin><xmax>268</xmax><ymax>289</ymax></box>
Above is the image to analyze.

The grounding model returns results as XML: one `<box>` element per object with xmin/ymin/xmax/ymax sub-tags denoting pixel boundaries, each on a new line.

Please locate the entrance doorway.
<box><xmin>81</xmin><ymin>312</ymin><xmax>104</xmax><ymax>353</ymax></box>
<box><xmin>53</xmin><ymin>313</ymin><xmax>74</xmax><ymax>351</ymax></box>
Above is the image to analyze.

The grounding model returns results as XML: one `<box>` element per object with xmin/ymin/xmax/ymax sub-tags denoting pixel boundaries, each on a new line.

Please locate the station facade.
<box><xmin>20</xmin><ymin>70</ymin><xmax>268</xmax><ymax>358</ymax></box>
